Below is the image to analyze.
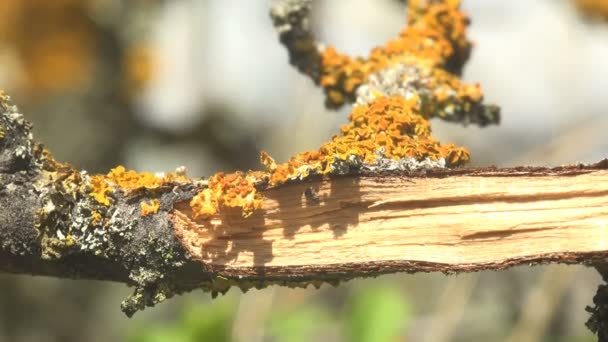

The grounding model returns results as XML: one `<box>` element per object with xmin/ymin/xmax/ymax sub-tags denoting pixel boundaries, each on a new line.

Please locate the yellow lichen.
<box><xmin>89</xmin><ymin>166</ymin><xmax>188</xmax><ymax>206</ymax></box>
<box><xmin>190</xmin><ymin>172</ymin><xmax>263</xmax><ymax>219</ymax></box>
<box><xmin>91</xmin><ymin>211</ymin><xmax>102</xmax><ymax>225</ymax></box>
<box><xmin>65</xmin><ymin>235</ymin><xmax>76</xmax><ymax>247</ymax></box>
<box><xmin>89</xmin><ymin>175</ymin><xmax>112</xmax><ymax>206</ymax></box>
<box><xmin>106</xmin><ymin>165</ymin><xmax>166</xmax><ymax>191</ymax></box>
<box><xmin>140</xmin><ymin>199</ymin><xmax>161</xmax><ymax>217</ymax></box>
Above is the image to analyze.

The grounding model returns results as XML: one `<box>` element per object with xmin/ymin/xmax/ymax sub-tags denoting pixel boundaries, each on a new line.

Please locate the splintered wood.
<box><xmin>172</xmin><ymin>166</ymin><xmax>608</xmax><ymax>278</ymax></box>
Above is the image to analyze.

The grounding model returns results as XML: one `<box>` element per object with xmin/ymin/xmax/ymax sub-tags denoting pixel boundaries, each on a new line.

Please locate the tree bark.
<box><xmin>2</xmin><ymin>95</ymin><xmax>608</xmax><ymax>326</ymax></box>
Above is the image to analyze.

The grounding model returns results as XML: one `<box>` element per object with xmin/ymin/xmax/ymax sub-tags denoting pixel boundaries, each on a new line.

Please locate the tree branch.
<box><xmin>1</xmin><ymin>94</ymin><xmax>607</xmax><ymax>316</ymax></box>
<box><xmin>2</xmin><ymin>4</ymin><xmax>607</xmax><ymax>340</ymax></box>
<box><xmin>173</xmin><ymin>163</ymin><xmax>608</xmax><ymax>278</ymax></box>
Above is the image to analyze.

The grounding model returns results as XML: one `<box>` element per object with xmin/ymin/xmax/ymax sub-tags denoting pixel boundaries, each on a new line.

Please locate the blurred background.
<box><xmin>0</xmin><ymin>0</ymin><xmax>607</xmax><ymax>341</ymax></box>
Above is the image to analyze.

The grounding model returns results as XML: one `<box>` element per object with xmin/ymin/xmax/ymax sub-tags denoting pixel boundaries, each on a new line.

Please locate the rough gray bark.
<box><xmin>0</xmin><ymin>94</ymin><xmax>206</xmax><ymax>316</ymax></box>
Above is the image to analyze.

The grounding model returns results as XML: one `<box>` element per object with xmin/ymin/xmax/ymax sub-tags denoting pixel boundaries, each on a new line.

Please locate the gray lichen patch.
<box><xmin>93</xmin><ymin>180</ymin><xmax>199</xmax><ymax>316</ymax></box>
<box><xmin>0</xmin><ymin>94</ymin><xmax>44</xmax><ymax>256</ymax></box>
<box><xmin>34</xmin><ymin>169</ymin><xmax>202</xmax><ymax>316</ymax></box>
<box><xmin>361</xmin><ymin>153</ymin><xmax>447</xmax><ymax>174</ymax></box>
<box><xmin>0</xmin><ymin>92</ymin><xmax>37</xmax><ymax>173</ymax></box>
<box><xmin>0</xmin><ymin>91</ymin><xmax>205</xmax><ymax>316</ymax></box>
<box><xmin>34</xmin><ymin>163</ymin><xmax>90</xmax><ymax>260</ymax></box>
<box><xmin>286</xmin><ymin>150</ymin><xmax>447</xmax><ymax>182</ymax></box>
<box><xmin>355</xmin><ymin>63</ymin><xmax>500</xmax><ymax>126</ymax></box>
<box><xmin>34</xmin><ymin>161</ymin><xmax>201</xmax><ymax>316</ymax></box>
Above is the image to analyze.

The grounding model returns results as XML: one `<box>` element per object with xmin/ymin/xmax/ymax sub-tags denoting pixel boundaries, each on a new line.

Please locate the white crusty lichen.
<box><xmin>361</xmin><ymin>154</ymin><xmax>447</xmax><ymax>173</ymax></box>
<box><xmin>355</xmin><ymin>62</ymin><xmax>500</xmax><ymax>126</ymax></box>
<box><xmin>355</xmin><ymin>64</ymin><xmax>424</xmax><ymax>108</ymax></box>
<box><xmin>0</xmin><ymin>93</ymin><xmax>36</xmax><ymax>164</ymax></box>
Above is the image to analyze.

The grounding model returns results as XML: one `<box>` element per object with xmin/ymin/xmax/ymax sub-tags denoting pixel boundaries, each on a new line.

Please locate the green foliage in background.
<box><xmin>345</xmin><ymin>284</ymin><xmax>412</xmax><ymax>342</ymax></box>
<box><xmin>127</xmin><ymin>283</ymin><xmax>412</xmax><ymax>342</ymax></box>
<box><xmin>266</xmin><ymin>304</ymin><xmax>333</xmax><ymax>342</ymax></box>
<box><xmin>128</xmin><ymin>298</ymin><xmax>236</xmax><ymax>342</ymax></box>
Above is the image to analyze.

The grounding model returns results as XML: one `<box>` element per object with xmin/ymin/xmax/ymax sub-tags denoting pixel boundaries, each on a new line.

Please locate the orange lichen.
<box><xmin>317</xmin><ymin>0</ymin><xmax>472</xmax><ymax>108</ymax></box>
<box><xmin>190</xmin><ymin>172</ymin><xmax>263</xmax><ymax>219</ymax></box>
<box><xmin>140</xmin><ymin>199</ymin><xmax>161</xmax><ymax>217</ymax></box>
<box><xmin>105</xmin><ymin>166</ymin><xmax>167</xmax><ymax>191</ymax></box>
<box><xmin>89</xmin><ymin>175</ymin><xmax>113</xmax><ymax>206</ymax></box>
<box><xmin>189</xmin><ymin>0</ymin><xmax>477</xmax><ymax>220</ymax></box>
<box><xmin>267</xmin><ymin>95</ymin><xmax>469</xmax><ymax>186</ymax></box>
<box><xmin>189</xmin><ymin>95</ymin><xmax>469</xmax><ymax>218</ymax></box>
<box><xmin>260</xmin><ymin>151</ymin><xmax>277</xmax><ymax>171</ymax></box>
<box><xmin>89</xmin><ymin>166</ymin><xmax>188</xmax><ymax>206</ymax></box>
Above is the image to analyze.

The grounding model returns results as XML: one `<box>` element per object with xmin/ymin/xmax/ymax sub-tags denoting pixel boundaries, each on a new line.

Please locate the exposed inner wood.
<box><xmin>171</xmin><ymin>167</ymin><xmax>608</xmax><ymax>278</ymax></box>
